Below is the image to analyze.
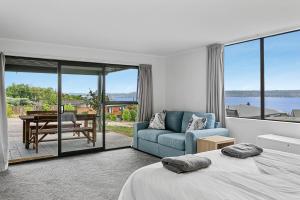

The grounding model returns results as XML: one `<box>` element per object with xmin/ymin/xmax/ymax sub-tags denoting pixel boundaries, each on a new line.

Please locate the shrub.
<box><xmin>42</xmin><ymin>103</ymin><xmax>51</xmax><ymax>111</ymax></box>
<box><xmin>110</xmin><ymin>114</ymin><xmax>117</xmax><ymax>121</ymax></box>
<box><xmin>6</xmin><ymin>97</ymin><xmax>32</xmax><ymax>106</ymax></box>
<box><xmin>105</xmin><ymin>113</ymin><xmax>117</xmax><ymax>121</ymax></box>
<box><xmin>7</xmin><ymin>97</ymin><xmax>20</xmax><ymax>106</ymax></box>
<box><xmin>105</xmin><ymin>113</ymin><xmax>111</xmax><ymax>120</ymax></box>
<box><xmin>24</xmin><ymin>105</ymin><xmax>33</xmax><ymax>113</ymax></box>
<box><xmin>6</xmin><ymin>104</ymin><xmax>14</xmax><ymax>118</ymax></box>
<box><xmin>64</xmin><ymin>103</ymin><xmax>75</xmax><ymax>111</ymax></box>
<box><xmin>129</xmin><ymin>110</ymin><xmax>137</xmax><ymax>121</ymax></box>
<box><xmin>19</xmin><ymin>98</ymin><xmax>33</xmax><ymax>106</ymax></box>
<box><xmin>122</xmin><ymin>109</ymin><xmax>131</xmax><ymax>121</ymax></box>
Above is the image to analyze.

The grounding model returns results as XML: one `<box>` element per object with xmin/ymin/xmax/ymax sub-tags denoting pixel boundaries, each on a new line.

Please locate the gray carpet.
<box><xmin>0</xmin><ymin>149</ymin><xmax>160</xmax><ymax>200</ymax></box>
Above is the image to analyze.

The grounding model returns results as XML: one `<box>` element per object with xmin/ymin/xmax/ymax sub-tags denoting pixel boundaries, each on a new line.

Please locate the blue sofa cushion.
<box><xmin>158</xmin><ymin>133</ymin><xmax>185</xmax><ymax>151</ymax></box>
<box><xmin>165</xmin><ymin>111</ymin><xmax>184</xmax><ymax>132</ymax></box>
<box><xmin>138</xmin><ymin>129</ymin><xmax>173</xmax><ymax>143</ymax></box>
<box><xmin>181</xmin><ymin>112</ymin><xmax>216</xmax><ymax>132</ymax></box>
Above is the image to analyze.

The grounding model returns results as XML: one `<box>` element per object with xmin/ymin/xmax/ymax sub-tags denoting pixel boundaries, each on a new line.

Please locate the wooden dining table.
<box><xmin>19</xmin><ymin>113</ymin><xmax>97</xmax><ymax>149</ymax></box>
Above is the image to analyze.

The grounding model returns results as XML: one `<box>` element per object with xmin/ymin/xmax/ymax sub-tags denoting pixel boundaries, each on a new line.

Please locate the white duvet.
<box><xmin>118</xmin><ymin>149</ymin><xmax>300</xmax><ymax>200</ymax></box>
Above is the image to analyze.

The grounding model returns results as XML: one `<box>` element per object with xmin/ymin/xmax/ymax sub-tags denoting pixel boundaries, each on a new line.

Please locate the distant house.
<box><xmin>106</xmin><ymin>105</ymin><xmax>126</xmax><ymax>116</ymax></box>
<box><xmin>226</xmin><ymin>104</ymin><xmax>287</xmax><ymax>119</ymax></box>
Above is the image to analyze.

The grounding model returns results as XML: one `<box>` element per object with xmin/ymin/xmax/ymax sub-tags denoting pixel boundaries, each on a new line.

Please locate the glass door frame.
<box><xmin>5</xmin><ymin>55</ymin><xmax>139</xmax><ymax>160</ymax></box>
<box><xmin>102</xmin><ymin>65</ymin><xmax>139</xmax><ymax>150</ymax></box>
<box><xmin>57</xmin><ymin>60</ymin><xmax>139</xmax><ymax>156</ymax></box>
<box><xmin>57</xmin><ymin>60</ymin><xmax>106</xmax><ymax>156</ymax></box>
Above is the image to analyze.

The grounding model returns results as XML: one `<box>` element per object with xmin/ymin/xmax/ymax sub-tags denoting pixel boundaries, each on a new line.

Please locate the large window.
<box><xmin>225</xmin><ymin>30</ymin><xmax>300</xmax><ymax>122</ymax></box>
<box><xmin>224</xmin><ymin>40</ymin><xmax>261</xmax><ymax>119</ymax></box>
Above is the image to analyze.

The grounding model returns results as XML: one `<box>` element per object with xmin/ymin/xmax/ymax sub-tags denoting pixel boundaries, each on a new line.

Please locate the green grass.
<box><xmin>106</xmin><ymin>126</ymin><xmax>133</xmax><ymax>137</ymax></box>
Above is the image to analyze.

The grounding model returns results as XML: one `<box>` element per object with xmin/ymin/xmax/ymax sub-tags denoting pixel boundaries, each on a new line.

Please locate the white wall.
<box><xmin>165</xmin><ymin>46</ymin><xmax>300</xmax><ymax>143</ymax></box>
<box><xmin>0</xmin><ymin>38</ymin><xmax>166</xmax><ymax>112</ymax></box>
<box><xmin>165</xmin><ymin>47</ymin><xmax>207</xmax><ymax>112</ymax></box>
<box><xmin>226</xmin><ymin>117</ymin><xmax>300</xmax><ymax>143</ymax></box>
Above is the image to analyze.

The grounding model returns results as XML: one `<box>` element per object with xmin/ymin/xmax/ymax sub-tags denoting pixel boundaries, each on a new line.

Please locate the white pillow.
<box><xmin>148</xmin><ymin>112</ymin><xmax>166</xmax><ymax>129</ymax></box>
<box><xmin>186</xmin><ymin>114</ymin><xmax>207</xmax><ymax>132</ymax></box>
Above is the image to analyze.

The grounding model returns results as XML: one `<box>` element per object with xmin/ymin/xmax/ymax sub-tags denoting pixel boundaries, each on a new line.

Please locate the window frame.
<box><xmin>104</xmin><ymin>65</ymin><xmax>139</xmax><ymax>106</ymax></box>
<box><xmin>102</xmin><ymin>65</ymin><xmax>139</xmax><ymax>149</ymax></box>
<box><xmin>225</xmin><ymin>29</ymin><xmax>300</xmax><ymax>123</ymax></box>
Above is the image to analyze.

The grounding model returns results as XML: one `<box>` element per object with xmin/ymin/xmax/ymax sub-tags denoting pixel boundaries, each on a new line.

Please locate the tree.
<box><xmin>6</xmin><ymin>84</ymin><xmax>58</xmax><ymax>105</ymax></box>
<box><xmin>122</xmin><ymin>109</ymin><xmax>131</xmax><ymax>121</ymax></box>
<box><xmin>84</xmin><ymin>89</ymin><xmax>109</xmax><ymax>112</ymax></box>
<box><xmin>6</xmin><ymin>84</ymin><xmax>31</xmax><ymax>99</ymax></box>
<box><xmin>84</xmin><ymin>90</ymin><xmax>100</xmax><ymax>111</ymax></box>
<box><xmin>6</xmin><ymin>84</ymin><xmax>85</xmax><ymax>106</ymax></box>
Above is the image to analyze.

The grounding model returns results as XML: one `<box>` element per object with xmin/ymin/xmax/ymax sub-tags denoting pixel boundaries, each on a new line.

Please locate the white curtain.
<box><xmin>206</xmin><ymin>44</ymin><xmax>226</xmax><ymax>127</ymax></box>
<box><xmin>137</xmin><ymin>64</ymin><xmax>153</xmax><ymax>121</ymax></box>
<box><xmin>0</xmin><ymin>52</ymin><xmax>8</xmax><ymax>172</ymax></box>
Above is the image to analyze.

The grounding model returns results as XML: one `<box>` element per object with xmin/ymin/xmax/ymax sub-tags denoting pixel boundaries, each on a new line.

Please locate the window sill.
<box><xmin>226</xmin><ymin>116</ymin><xmax>300</xmax><ymax>124</ymax></box>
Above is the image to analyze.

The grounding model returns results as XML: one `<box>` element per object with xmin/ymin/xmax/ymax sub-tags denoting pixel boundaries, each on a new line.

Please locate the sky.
<box><xmin>224</xmin><ymin>30</ymin><xmax>300</xmax><ymax>91</ymax></box>
<box><xmin>5</xmin><ymin>68</ymin><xmax>138</xmax><ymax>94</ymax></box>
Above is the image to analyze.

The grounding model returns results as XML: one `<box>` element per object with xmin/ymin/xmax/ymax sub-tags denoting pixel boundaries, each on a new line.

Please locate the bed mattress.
<box><xmin>118</xmin><ymin>149</ymin><xmax>300</xmax><ymax>200</ymax></box>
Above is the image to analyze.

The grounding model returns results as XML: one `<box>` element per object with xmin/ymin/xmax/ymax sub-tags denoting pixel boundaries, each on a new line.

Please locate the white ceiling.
<box><xmin>0</xmin><ymin>0</ymin><xmax>300</xmax><ymax>56</ymax></box>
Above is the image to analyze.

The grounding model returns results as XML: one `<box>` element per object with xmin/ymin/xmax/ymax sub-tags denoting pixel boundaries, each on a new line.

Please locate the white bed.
<box><xmin>118</xmin><ymin>149</ymin><xmax>300</xmax><ymax>200</ymax></box>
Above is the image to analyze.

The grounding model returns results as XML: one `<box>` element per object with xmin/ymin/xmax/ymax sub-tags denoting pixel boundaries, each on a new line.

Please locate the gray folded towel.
<box><xmin>221</xmin><ymin>143</ymin><xmax>263</xmax><ymax>159</ymax></box>
<box><xmin>161</xmin><ymin>154</ymin><xmax>211</xmax><ymax>174</ymax></box>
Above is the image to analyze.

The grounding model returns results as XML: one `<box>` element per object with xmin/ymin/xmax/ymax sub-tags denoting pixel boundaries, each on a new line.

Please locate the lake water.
<box><xmin>110</xmin><ymin>97</ymin><xmax>137</xmax><ymax>102</ymax></box>
<box><xmin>110</xmin><ymin>96</ymin><xmax>300</xmax><ymax>113</ymax></box>
<box><xmin>225</xmin><ymin>97</ymin><xmax>300</xmax><ymax>113</ymax></box>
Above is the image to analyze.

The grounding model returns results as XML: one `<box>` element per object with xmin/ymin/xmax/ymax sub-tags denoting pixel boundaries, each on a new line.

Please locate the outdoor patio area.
<box><xmin>8</xmin><ymin>118</ymin><xmax>133</xmax><ymax>162</ymax></box>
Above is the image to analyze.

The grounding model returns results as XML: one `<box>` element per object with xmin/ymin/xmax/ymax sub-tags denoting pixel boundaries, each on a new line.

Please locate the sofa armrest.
<box><xmin>132</xmin><ymin>121</ymin><xmax>149</xmax><ymax>148</ymax></box>
<box><xmin>185</xmin><ymin>128</ymin><xmax>229</xmax><ymax>154</ymax></box>
<box><xmin>215</xmin><ymin>122</ymin><xmax>222</xmax><ymax>128</ymax></box>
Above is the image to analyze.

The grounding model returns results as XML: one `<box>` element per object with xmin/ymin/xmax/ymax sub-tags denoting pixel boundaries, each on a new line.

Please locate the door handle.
<box><xmin>60</xmin><ymin>105</ymin><xmax>65</xmax><ymax>114</ymax></box>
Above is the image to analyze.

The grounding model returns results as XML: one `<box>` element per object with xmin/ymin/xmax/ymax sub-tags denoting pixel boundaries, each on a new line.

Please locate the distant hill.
<box><xmin>225</xmin><ymin>90</ymin><xmax>300</xmax><ymax>97</ymax></box>
<box><xmin>68</xmin><ymin>92</ymin><xmax>137</xmax><ymax>101</ymax></box>
<box><xmin>107</xmin><ymin>92</ymin><xmax>137</xmax><ymax>101</ymax></box>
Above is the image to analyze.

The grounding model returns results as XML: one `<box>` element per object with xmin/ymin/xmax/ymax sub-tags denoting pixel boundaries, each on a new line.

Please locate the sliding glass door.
<box><xmin>58</xmin><ymin>63</ymin><xmax>104</xmax><ymax>154</ymax></box>
<box><xmin>5</xmin><ymin>57</ymin><xmax>59</xmax><ymax>162</ymax></box>
<box><xmin>5</xmin><ymin>55</ymin><xmax>139</xmax><ymax>162</ymax></box>
<box><xmin>58</xmin><ymin>64</ymin><xmax>139</xmax><ymax>153</ymax></box>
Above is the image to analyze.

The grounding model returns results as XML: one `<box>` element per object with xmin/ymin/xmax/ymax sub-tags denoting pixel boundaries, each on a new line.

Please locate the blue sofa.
<box><xmin>132</xmin><ymin>111</ymin><xmax>229</xmax><ymax>157</ymax></box>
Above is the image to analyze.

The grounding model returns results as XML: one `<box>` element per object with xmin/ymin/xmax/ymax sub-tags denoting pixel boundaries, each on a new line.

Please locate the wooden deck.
<box><xmin>8</xmin><ymin>118</ymin><xmax>133</xmax><ymax>162</ymax></box>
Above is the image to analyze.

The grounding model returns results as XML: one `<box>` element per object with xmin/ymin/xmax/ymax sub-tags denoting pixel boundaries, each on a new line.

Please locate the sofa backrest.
<box><xmin>181</xmin><ymin>112</ymin><xmax>216</xmax><ymax>133</ymax></box>
<box><xmin>165</xmin><ymin>111</ymin><xmax>184</xmax><ymax>132</ymax></box>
